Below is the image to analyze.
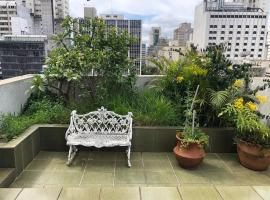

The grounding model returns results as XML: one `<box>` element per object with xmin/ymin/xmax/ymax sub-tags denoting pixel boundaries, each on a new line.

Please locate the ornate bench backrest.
<box><xmin>66</xmin><ymin>107</ymin><xmax>133</xmax><ymax>138</ymax></box>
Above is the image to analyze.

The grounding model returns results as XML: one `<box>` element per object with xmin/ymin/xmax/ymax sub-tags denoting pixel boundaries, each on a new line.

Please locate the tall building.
<box><xmin>267</xmin><ymin>30</ymin><xmax>270</xmax><ymax>60</ymax></box>
<box><xmin>84</xmin><ymin>7</ymin><xmax>97</xmax><ymax>19</ymax></box>
<box><xmin>100</xmin><ymin>14</ymin><xmax>142</xmax><ymax>74</ymax></box>
<box><xmin>0</xmin><ymin>0</ymin><xmax>69</xmax><ymax>37</ymax></box>
<box><xmin>232</xmin><ymin>0</ymin><xmax>270</xmax><ymax>12</ymax></box>
<box><xmin>193</xmin><ymin>0</ymin><xmax>268</xmax><ymax>61</ymax></box>
<box><xmin>141</xmin><ymin>43</ymin><xmax>147</xmax><ymax>70</ymax></box>
<box><xmin>173</xmin><ymin>23</ymin><xmax>193</xmax><ymax>46</ymax></box>
<box><xmin>0</xmin><ymin>35</ymin><xmax>47</xmax><ymax>79</ymax></box>
<box><xmin>0</xmin><ymin>1</ymin><xmax>31</xmax><ymax>36</ymax></box>
<box><xmin>150</xmin><ymin>27</ymin><xmax>161</xmax><ymax>46</ymax></box>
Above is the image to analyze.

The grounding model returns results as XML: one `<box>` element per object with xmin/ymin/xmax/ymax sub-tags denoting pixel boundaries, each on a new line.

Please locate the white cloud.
<box><xmin>69</xmin><ymin>0</ymin><xmax>202</xmax><ymax>44</ymax></box>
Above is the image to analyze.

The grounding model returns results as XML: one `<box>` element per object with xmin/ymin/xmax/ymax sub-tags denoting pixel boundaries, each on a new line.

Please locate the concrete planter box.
<box><xmin>0</xmin><ymin>124</ymin><xmax>236</xmax><ymax>187</ymax></box>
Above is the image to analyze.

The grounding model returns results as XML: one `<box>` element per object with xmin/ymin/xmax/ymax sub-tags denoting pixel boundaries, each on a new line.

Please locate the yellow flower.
<box><xmin>233</xmin><ymin>79</ymin><xmax>244</xmax><ymax>88</ymax></box>
<box><xmin>228</xmin><ymin>65</ymin><xmax>233</xmax><ymax>70</ymax></box>
<box><xmin>256</xmin><ymin>95</ymin><xmax>267</xmax><ymax>104</ymax></box>
<box><xmin>233</xmin><ymin>98</ymin><xmax>244</xmax><ymax>110</ymax></box>
<box><xmin>176</xmin><ymin>76</ymin><xmax>184</xmax><ymax>83</ymax></box>
<box><xmin>246</xmin><ymin>102</ymin><xmax>257</xmax><ymax>111</ymax></box>
<box><xmin>192</xmin><ymin>67</ymin><xmax>208</xmax><ymax>76</ymax></box>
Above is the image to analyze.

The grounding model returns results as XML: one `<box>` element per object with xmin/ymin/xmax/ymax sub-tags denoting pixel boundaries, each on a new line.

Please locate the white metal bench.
<box><xmin>65</xmin><ymin>107</ymin><xmax>133</xmax><ymax>167</ymax></box>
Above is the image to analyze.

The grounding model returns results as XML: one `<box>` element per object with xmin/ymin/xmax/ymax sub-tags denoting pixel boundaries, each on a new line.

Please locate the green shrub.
<box><xmin>0</xmin><ymin>97</ymin><xmax>70</xmax><ymax>141</ymax></box>
<box><xmin>102</xmin><ymin>90</ymin><xmax>180</xmax><ymax>126</ymax></box>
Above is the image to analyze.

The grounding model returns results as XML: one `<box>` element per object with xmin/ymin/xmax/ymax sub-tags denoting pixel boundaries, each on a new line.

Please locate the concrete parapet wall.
<box><xmin>0</xmin><ymin>75</ymin><xmax>34</xmax><ymax>115</ymax></box>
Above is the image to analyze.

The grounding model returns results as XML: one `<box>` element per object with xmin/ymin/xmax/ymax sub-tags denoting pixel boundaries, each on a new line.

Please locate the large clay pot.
<box><xmin>237</xmin><ymin>139</ymin><xmax>270</xmax><ymax>171</ymax></box>
<box><xmin>173</xmin><ymin>142</ymin><xmax>205</xmax><ymax>169</ymax></box>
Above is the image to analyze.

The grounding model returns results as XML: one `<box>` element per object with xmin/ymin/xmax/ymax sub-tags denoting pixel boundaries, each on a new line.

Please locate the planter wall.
<box><xmin>39</xmin><ymin>125</ymin><xmax>236</xmax><ymax>153</ymax></box>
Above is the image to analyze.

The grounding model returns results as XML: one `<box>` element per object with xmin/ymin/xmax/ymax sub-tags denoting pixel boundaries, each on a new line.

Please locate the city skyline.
<box><xmin>69</xmin><ymin>0</ymin><xmax>202</xmax><ymax>44</ymax></box>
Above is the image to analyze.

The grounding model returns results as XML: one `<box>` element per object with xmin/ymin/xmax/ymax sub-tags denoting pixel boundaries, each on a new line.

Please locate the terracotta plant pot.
<box><xmin>173</xmin><ymin>142</ymin><xmax>206</xmax><ymax>169</ymax></box>
<box><xmin>237</xmin><ymin>139</ymin><xmax>270</xmax><ymax>171</ymax></box>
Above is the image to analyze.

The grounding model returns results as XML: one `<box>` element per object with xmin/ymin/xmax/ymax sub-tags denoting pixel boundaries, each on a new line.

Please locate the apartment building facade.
<box><xmin>193</xmin><ymin>0</ymin><xmax>268</xmax><ymax>61</ymax></box>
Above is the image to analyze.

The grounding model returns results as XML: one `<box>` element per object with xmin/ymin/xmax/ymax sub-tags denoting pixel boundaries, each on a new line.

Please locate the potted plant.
<box><xmin>219</xmin><ymin>97</ymin><xmax>270</xmax><ymax>171</ymax></box>
<box><xmin>173</xmin><ymin>85</ymin><xmax>209</xmax><ymax>169</ymax></box>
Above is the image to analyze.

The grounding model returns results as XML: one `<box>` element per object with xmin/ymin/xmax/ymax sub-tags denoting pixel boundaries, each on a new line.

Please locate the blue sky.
<box><xmin>69</xmin><ymin>0</ymin><xmax>202</xmax><ymax>43</ymax></box>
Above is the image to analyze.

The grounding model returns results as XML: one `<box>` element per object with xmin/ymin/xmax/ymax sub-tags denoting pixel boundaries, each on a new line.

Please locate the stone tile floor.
<box><xmin>3</xmin><ymin>151</ymin><xmax>270</xmax><ymax>199</ymax></box>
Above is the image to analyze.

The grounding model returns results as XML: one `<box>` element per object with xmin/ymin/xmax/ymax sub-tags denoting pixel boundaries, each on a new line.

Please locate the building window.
<box><xmin>222</xmin><ymin>25</ymin><xmax>225</xmax><ymax>28</ymax></box>
<box><xmin>236</xmin><ymin>43</ymin><xmax>239</xmax><ymax>46</ymax></box>
<box><xmin>262</xmin><ymin>25</ymin><xmax>265</xmax><ymax>28</ymax></box>
<box><xmin>261</xmin><ymin>31</ymin><xmax>265</xmax><ymax>34</ymax></box>
<box><xmin>258</xmin><ymin>54</ymin><xmax>262</xmax><ymax>57</ymax></box>
<box><xmin>238</xmin><ymin>25</ymin><xmax>241</xmax><ymax>28</ymax></box>
<box><xmin>253</xmin><ymin>31</ymin><xmax>257</xmax><ymax>34</ymax></box>
<box><xmin>243</xmin><ymin>49</ymin><xmax>246</xmax><ymax>52</ymax></box>
<box><xmin>259</xmin><ymin>43</ymin><xmax>263</xmax><ymax>46</ymax></box>
<box><xmin>237</xmin><ymin>31</ymin><xmax>241</xmax><ymax>34</ymax></box>
<box><xmin>235</xmin><ymin>54</ymin><xmax>238</xmax><ymax>57</ymax></box>
<box><xmin>228</xmin><ymin>37</ymin><xmax>232</xmax><ymax>40</ymax></box>
<box><xmin>254</xmin><ymin>25</ymin><xmax>257</xmax><ymax>28</ymax></box>
<box><xmin>250</xmin><ymin>54</ymin><xmax>254</xmax><ymax>57</ymax></box>
<box><xmin>230</xmin><ymin>25</ymin><xmax>233</xmax><ymax>28</ymax></box>
<box><xmin>251</xmin><ymin>49</ymin><xmax>254</xmax><ymax>52</ymax></box>
<box><xmin>259</xmin><ymin>49</ymin><xmax>262</xmax><ymax>52</ymax></box>
<box><xmin>245</xmin><ymin>31</ymin><xmax>249</xmax><ymax>34</ymax></box>
<box><xmin>229</xmin><ymin>31</ymin><xmax>233</xmax><ymax>34</ymax></box>
<box><xmin>244</xmin><ymin>43</ymin><xmax>247</xmax><ymax>46</ymax></box>
<box><xmin>221</xmin><ymin>31</ymin><xmax>225</xmax><ymax>34</ymax></box>
<box><xmin>235</xmin><ymin>49</ymin><xmax>239</xmax><ymax>52</ymax></box>
<box><xmin>246</xmin><ymin>25</ymin><xmax>249</xmax><ymax>28</ymax></box>
<box><xmin>220</xmin><ymin>37</ymin><xmax>224</xmax><ymax>40</ymax></box>
<box><xmin>260</xmin><ymin>37</ymin><xmax>264</xmax><ymax>40</ymax></box>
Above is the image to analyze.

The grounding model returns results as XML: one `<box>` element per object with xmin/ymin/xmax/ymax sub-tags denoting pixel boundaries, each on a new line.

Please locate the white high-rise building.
<box><xmin>193</xmin><ymin>0</ymin><xmax>268</xmax><ymax>61</ymax></box>
<box><xmin>23</xmin><ymin>0</ymin><xmax>69</xmax><ymax>35</ymax></box>
<box><xmin>232</xmin><ymin>0</ymin><xmax>270</xmax><ymax>13</ymax></box>
<box><xmin>0</xmin><ymin>0</ymin><xmax>34</xmax><ymax>36</ymax></box>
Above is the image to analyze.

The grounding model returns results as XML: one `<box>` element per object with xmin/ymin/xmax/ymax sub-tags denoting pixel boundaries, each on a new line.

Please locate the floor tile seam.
<box><xmin>215</xmin><ymin>154</ymin><xmax>235</xmax><ymax>174</ymax></box>
<box><xmin>14</xmin><ymin>188</ymin><xmax>23</xmax><ymax>200</ymax></box>
<box><xmin>139</xmin><ymin>186</ymin><xmax>142</xmax><ymax>200</ymax></box>
<box><xmin>78</xmin><ymin>157</ymin><xmax>88</xmax><ymax>186</ymax></box>
<box><xmin>141</xmin><ymin>153</ymin><xmax>147</xmax><ymax>184</ymax></box>
<box><xmin>251</xmin><ymin>186</ymin><xmax>265</xmax><ymax>200</ymax></box>
<box><xmin>213</xmin><ymin>185</ymin><xmax>225</xmax><ymax>200</ymax></box>
<box><xmin>176</xmin><ymin>186</ymin><xmax>183</xmax><ymax>200</ymax></box>
<box><xmin>112</xmin><ymin>156</ymin><xmax>117</xmax><ymax>187</ymax></box>
<box><xmin>166</xmin><ymin>154</ymin><xmax>181</xmax><ymax>186</ymax></box>
<box><xmin>56</xmin><ymin>187</ymin><xmax>63</xmax><ymax>200</ymax></box>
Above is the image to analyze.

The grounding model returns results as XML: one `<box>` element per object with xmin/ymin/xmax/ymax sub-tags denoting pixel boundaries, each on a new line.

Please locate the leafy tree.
<box><xmin>31</xmin><ymin>17</ymin><xmax>137</xmax><ymax>103</ymax></box>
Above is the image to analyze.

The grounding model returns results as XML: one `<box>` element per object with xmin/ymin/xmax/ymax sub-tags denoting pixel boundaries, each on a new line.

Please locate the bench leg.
<box><xmin>66</xmin><ymin>145</ymin><xmax>78</xmax><ymax>166</ymax></box>
<box><xmin>126</xmin><ymin>145</ymin><xmax>132</xmax><ymax>167</ymax></box>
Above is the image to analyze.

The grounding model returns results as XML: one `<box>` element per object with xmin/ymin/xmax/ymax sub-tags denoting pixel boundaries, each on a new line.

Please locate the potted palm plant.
<box><xmin>219</xmin><ymin>99</ymin><xmax>270</xmax><ymax>171</ymax></box>
<box><xmin>173</xmin><ymin>85</ymin><xmax>209</xmax><ymax>169</ymax></box>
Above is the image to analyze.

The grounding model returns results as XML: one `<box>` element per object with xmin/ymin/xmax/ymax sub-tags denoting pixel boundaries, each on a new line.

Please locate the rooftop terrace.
<box><xmin>0</xmin><ymin>151</ymin><xmax>268</xmax><ymax>199</ymax></box>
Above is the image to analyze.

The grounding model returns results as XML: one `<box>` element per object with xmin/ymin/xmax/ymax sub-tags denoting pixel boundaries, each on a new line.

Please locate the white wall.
<box><xmin>0</xmin><ymin>75</ymin><xmax>33</xmax><ymax>115</ymax></box>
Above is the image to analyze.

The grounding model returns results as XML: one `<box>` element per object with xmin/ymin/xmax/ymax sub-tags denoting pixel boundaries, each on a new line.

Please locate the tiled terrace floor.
<box><xmin>3</xmin><ymin>151</ymin><xmax>270</xmax><ymax>199</ymax></box>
